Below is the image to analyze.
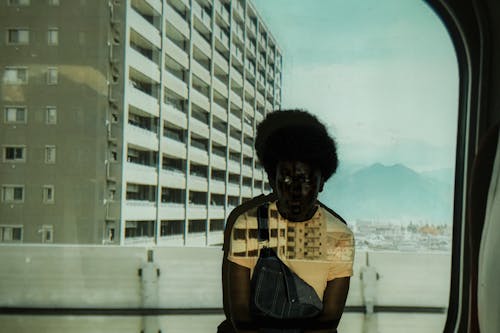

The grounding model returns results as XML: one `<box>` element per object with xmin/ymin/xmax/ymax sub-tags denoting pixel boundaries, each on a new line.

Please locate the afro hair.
<box><xmin>255</xmin><ymin>109</ymin><xmax>338</xmax><ymax>182</ymax></box>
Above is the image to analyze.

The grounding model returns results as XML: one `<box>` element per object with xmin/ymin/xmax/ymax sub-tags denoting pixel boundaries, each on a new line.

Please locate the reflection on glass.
<box><xmin>0</xmin><ymin>0</ymin><xmax>456</xmax><ymax>332</ymax></box>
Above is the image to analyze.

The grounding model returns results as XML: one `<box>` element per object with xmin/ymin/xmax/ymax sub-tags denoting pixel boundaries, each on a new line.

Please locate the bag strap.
<box><xmin>257</xmin><ymin>203</ymin><xmax>270</xmax><ymax>242</ymax></box>
<box><xmin>256</xmin><ymin>203</ymin><xmax>299</xmax><ymax>303</ymax></box>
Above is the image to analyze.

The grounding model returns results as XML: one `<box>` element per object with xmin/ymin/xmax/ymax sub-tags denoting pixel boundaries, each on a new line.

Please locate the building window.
<box><xmin>8</xmin><ymin>0</ymin><xmax>30</xmax><ymax>5</ymax></box>
<box><xmin>188</xmin><ymin>219</ymin><xmax>206</xmax><ymax>233</ymax></box>
<box><xmin>42</xmin><ymin>185</ymin><xmax>54</xmax><ymax>203</ymax></box>
<box><xmin>3</xmin><ymin>146</ymin><xmax>26</xmax><ymax>162</ymax></box>
<box><xmin>4</xmin><ymin>106</ymin><xmax>26</xmax><ymax>123</ymax></box>
<box><xmin>40</xmin><ymin>225</ymin><xmax>53</xmax><ymax>243</ymax></box>
<box><xmin>7</xmin><ymin>28</ymin><xmax>29</xmax><ymax>45</ymax></box>
<box><xmin>45</xmin><ymin>145</ymin><xmax>56</xmax><ymax>163</ymax></box>
<box><xmin>46</xmin><ymin>106</ymin><xmax>57</xmax><ymax>124</ymax></box>
<box><xmin>47</xmin><ymin>67</ymin><xmax>58</xmax><ymax>84</ymax></box>
<box><xmin>160</xmin><ymin>220</ymin><xmax>184</xmax><ymax>236</ymax></box>
<box><xmin>1</xmin><ymin>185</ymin><xmax>24</xmax><ymax>203</ymax></box>
<box><xmin>48</xmin><ymin>0</ymin><xmax>59</xmax><ymax>5</ymax></box>
<box><xmin>3</xmin><ymin>67</ymin><xmax>28</xmax><ymax>84</ymax></box>
<box><xmin>47</xmin><ymin>28</ymin><xmax>58</xmax><ymax>45</ymax></box>
<box><xmin>0</xmin><ymin>225</ymin><xmax>23</xmax><ymax>242</ymax></box>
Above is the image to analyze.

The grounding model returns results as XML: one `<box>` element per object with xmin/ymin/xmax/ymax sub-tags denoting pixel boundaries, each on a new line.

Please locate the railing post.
<box><xmin>360</xmin><ymin>252</ymin><xmax>380</xmax><ymax>333</ymax></box>
<box><xmin>140</xmin><ymin>249</ymin><xmax>160</xmax><ymax>333</ymax></box>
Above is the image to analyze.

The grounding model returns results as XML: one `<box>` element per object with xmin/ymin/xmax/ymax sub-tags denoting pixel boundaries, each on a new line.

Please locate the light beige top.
<box><xmin>227</xmin><ymin>201</ymin><xmax>355</xmax><ymax>300</ymax></box>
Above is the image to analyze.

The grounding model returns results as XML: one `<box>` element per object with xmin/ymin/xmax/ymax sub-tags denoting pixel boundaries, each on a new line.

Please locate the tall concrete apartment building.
<box><xmin>0</xmin><ymin>0</ymin><xmax>282</xmax><ymax>246</ymax></box>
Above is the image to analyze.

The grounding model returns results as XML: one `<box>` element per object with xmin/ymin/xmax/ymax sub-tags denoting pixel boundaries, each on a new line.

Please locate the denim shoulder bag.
<box><xmin>250</xmin><ymin>203</ymin><xmax>323</xmax><ymax>319</ymax></box>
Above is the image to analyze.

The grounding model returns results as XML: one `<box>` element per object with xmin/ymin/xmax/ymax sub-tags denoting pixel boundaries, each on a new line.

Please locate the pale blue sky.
<box><xmin>252</xmin><ymin>0</ymin><xmax>459</xmax><ymax>172</ymax></box>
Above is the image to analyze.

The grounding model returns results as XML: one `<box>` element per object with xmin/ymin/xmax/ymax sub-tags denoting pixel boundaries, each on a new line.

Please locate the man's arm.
<box><xmin>304</xmin><ymin>277</ymin><xmax>350</xmax><ymax>332</ymax></box>
<box><xmin>227</xmin><ymin>261</ymin><xmax>259</xmax><ymax>332</ymax></box>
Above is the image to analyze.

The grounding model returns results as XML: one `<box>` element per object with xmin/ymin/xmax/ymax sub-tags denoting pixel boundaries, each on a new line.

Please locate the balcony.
<box><xmin>190</xmin><ymin>116</ymin><xmax>209</xmax><ymax>139</ymax></box>
<box><xmin>227</xmin><ymin>183</ymin><xmax>240</xmax><ymax>196</ymax></box>
<box><xmin>242</xmin><ymin>145</ymin><xmax>253</xmax><ymax>161</ymax></box>
<box><xmin>128</xmin><ymin>47</ymin><xmax>160</xmax><ymax>83</ymax></box>
<box><xmin>259</xmin><ymin>53</ymin><xmax>266</xmax><ymax>65</ymax></box>
<box><xmin>208</xmin><ymin>206</ymin><xmax>225</xmax><ymax>220</ymax></box>
<box><xmin>128</xmin><ymin>86</ymin><xmax>159</xmax><ymax>117</ymax></box>
<box><xmin>231</xmin><ymin>67</ymin><xmax>243</xmax><ymax>87</ymax></box>
<box><xmin>247</xmin><ymin>18</ymin><xmax>257</xmax><ymax>37</ymax></box>
<box><xmin>246</xmin><ymin>40</ymin><xmax>256</xmax><ymax>57</ymax></box>
<box><xmin>210</xmin><ymin>179</ymin><xmax>226</xmax><ymax>194</ymax></box>
<box><xmin>231</xmin><ymin>20</ymin><xmax>244</xmax><ymax>44</ymax></box>
<box><xmin>229</xmin><ymin>137</ymin><xmax>241</xmax><ymax>153</ymax></box>
<box><xmin>268</xmin><ymin>50</ymin><xmax>275</xmax><ymax>63</ymax></box>
<box><xmin>191</xmin><ymin>89</ymin><xmax>210</xmax><ymax>112</ymax></box>
<box><xmin>215</xmin><ymin>0</ymin><xmax>229</xmax><ymax>25</ymax></box>
<box><xmin>165</xmin><ymin>3</ymin><xmax>189</xmax><ymax>38</ymax></box>
<box><xmin>211</xmin><ymin>153</ymin><xmax>227</xmax><ymax>170</ymax></box>
<box><xmin>124</xmin><ymin>162</ymin><xmax>158</xmax><ymax>186</ymax></box>
<box><xmin>241</xmin><ymin>185</ymin><xmax>252</xmax><ymax>198</ymax></box>
<box><xmin>243</xmin><ymin>101</ymin><xmax>253</xmax><ymax>117</ymax></box>
<box><xmin>126</xmin><ymin>123</ymin><xmax>159</xmax><ymax>151</ymax></box>
<box><xmin>123</xmin><ymin>201</ymin><xmax>157</xmax><ymax>220</ymax></box>
<box><xmin>245</xmin><ymin>61</ymin><xmax>255</xmax><ymax>78</ymax></box>
<box><xmin>265</xmin><ymin>100</ymin><xmax>273</xmax><ymax>112</ymax></box>
<box><xmin>187</xmin><ymin>204</ymin><xmax>208</xmax><ymax>219</ymax></box>
<box><xmin>160</xmin><ymin>169</ymin><xmax>186</xmax><ymax>189</ymax></box>
<box><xmin>267</xmin><ymin>85</ymin><xmax>274</xmax><ymax>98</ymax></box>
<box><xmin>192</xmin><ymin>29</ymin><xmax>212</xmax><ymax>59</ymax></box>
<box><xmin>213</xmin><ymin>76</ymin><xmax>228</xmax><ymax>97</ymax></box>
<box><xmin>190</xmin><ymin>146</ymin><xmax>209</xmax><ymax>165</ymax></box>
<box><xmin>192</xmin><ymin>60</ymin><xmax>211</xmax><ymax>86</ymax></box>
<box><xmin>255</xmin><ymin>110</ymin><xmax>263</xmax><ymax>123</ymax></box>
<box><xmin>164</xmin><ymin>71</ymin><xmax>188</xmax><ymax>99</ymax></box>
<box><xmin>159</xmin><ymin>203</ymin><xmax>185</xmax><ymax>220</ymax></box>
<box><xmin>244</xmin><ymin>82</ymin><xmax>255</xmax><ymax>97</ymax></box>
<box><xmin>259</xmin><ymin>34</ymin><xmax>266</xmax><ymax>48</ymax></box>
<box><xmin>144</xmin><ymin>0</ymin><xmax>162</xmax><ymax>14</ymax></box>
<box><xmin>256</xmin><ymin>89</ymin><xmax>265</xmax><ymax>105</ymax></box>
<box><xmin>232</xmin><ymin>46</ymin><xmax>244</xmax><ymax>66</ymax></box>
<box><xmin>164</xmin><ymin>103</ymin><xmax>187</xmax><ymax>129</ymax></box>
<box><xmin>214</xmin><ymin>26</ymin><xmax>229</xmax><ymax>50</ymax></box>
<box><xmin>165</xmin><ymin>38</ymin><xmax>189</xmax><ymax>69</ymax></box>
<box><xmin>230</xmin><ymin>90</ymin><xmax>243</xmax><ymax>107</ymax></box>
<box><xmin>257</xmin><ymin>72</ymin><xmax>266</xmax><ymax>88</ymax></box>
<box><xmin>241</xmin><ymin>163</ymin><xmax>252</xmax><ymax>178</ymax></box>
<box><xmin>192</xmin><ymin>0</ymin><xmax>212</xmax><ymax>31</ymax></box>
<box><xmin>212</xmin><ymin>102</ymin><xmax>227</xmax><ymax>121</ymax></box>
<box><xmin>214</xmin><ymin>50</ymin><xmax>229</xmax><ymax>74</ymax></box>
<box><xmin>189</xmin><ymin>175</ymin><xmax>209</xmax><ymax>192</ymax></box>
<box><xmin>162</xmin><ymin>137</ymin><xmax>187</xmax><ymax>158</ymax></box>
<box><xmin>243</xmin><ymin>122</ymin><xmax>253</xmax><ymax>136</ymax></box>
<box><xmin>228</xmin><ymin>112</ymin><xmax>241</xmax><ymax>129</ymax></box>
<box><xmin>211</xmin><ymin>127</ymin><xmax>227</xmax><ymax>146</ymax></box>
<box><xmin>128</xmin><ymin>8</ymin><xmax>161</xmax><ymax>48</ymax></box>
<box><xmin>267</xmin><ymin>67</ymin><xmax>274</xmax><ymax>80</ymax></box>
<box><xmin>233</xmin><ymin>0</ymin><xmax>244</xmax><ymax>20</ymax></box>
<box><xmin>276</xmin><ymin>76</ymin><xmax>281</xmax><ymax>87</ymax></box>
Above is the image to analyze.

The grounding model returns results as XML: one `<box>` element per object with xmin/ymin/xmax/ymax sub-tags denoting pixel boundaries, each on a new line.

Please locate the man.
<box><xmin>219</xmin><ymin>110</ymin><xmax>354</xmax><ymax>333</ymax></box>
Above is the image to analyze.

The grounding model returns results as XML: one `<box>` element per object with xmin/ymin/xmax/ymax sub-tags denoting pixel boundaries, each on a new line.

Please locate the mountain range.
<box><xmin>319</xmin><ymin>163</ymin><xmax>454</xmax><ymax>223</ymax></box>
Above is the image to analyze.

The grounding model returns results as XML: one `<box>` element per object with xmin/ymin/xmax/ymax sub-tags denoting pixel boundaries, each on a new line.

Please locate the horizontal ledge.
<box><xmin>0</xmin><ymin>306</ymin><xmax>446</xmax><ymax>316</ymax></box>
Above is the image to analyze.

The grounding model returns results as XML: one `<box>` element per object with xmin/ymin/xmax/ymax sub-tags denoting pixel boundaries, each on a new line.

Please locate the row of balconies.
<box><xmin>130</xmin><ymin>0</ymin><xmax>280</xmax><ymax>62</ymax></box>
<box><xmin>123</xmin><ymin>183</ymin><xmax>259</xmax><ymax>211</ymax></box>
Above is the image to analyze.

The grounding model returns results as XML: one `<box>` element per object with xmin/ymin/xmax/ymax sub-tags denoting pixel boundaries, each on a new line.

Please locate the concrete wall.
<box><xmin>0</xmin><ymin>245</ymin><xmax>451</xmax><ymax>332</ymax></box>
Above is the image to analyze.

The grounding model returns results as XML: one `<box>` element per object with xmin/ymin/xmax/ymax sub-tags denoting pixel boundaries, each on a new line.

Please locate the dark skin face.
<box><xmin>273</xmin><ymin>160</ymin><xmax>324</xmax><ymax>222</ymax></box>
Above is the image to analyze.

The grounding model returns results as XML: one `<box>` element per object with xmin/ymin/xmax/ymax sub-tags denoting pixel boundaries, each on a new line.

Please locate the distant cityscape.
<box><xmin>350</xmin><ymin>219</ymin><xmax>452</xmax><ymax>252</ymax></box>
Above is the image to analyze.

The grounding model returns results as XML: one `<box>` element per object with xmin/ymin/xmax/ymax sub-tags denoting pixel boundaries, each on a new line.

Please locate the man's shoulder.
<box><xmin>222</xmin><ymin>193</ymin><xmax>276</xmax><ymax>252</ymax></box>
<box><xmin>318</xmin><ymin>201</ymin><xmax>353</xmax><ymax>236</ymax></box>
